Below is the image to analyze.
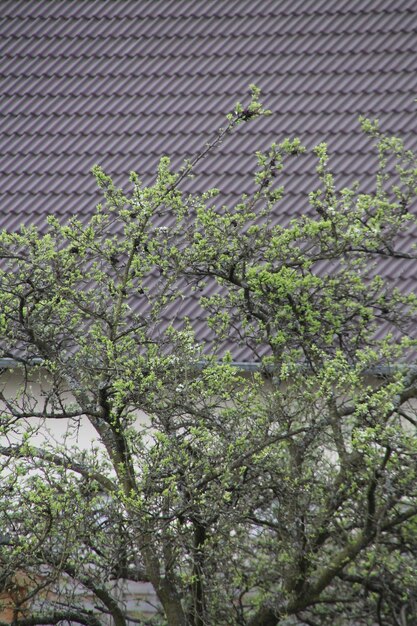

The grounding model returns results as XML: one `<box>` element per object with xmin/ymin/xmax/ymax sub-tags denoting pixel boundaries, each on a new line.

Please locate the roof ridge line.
<box><xmin>5</xmin><ymin>47</ymin><xmax>415</xmax><ymax>62</ymax></box>
<box><xmin>2</xmin><ymin>25</ymin><xmax>416</xmax><ymax>41</ymax></box>
<box><xmin>4</xmin><ymin>67</ymin><xmax>417</xmax><ymax>80</ymax></box>
<box><xmin>2</xmin><ymin>127</ymin><xmax>370</xmax><ymax>141</ymax></box>
<box><xmin>4</xmin><ymin>86</ymin><xmax>415</xmax><ymax>98</ymax></box>
<box><xmin>1</xmin><ymin>6</ymin><xmax>415</xmax><ymax>21</ymax></box>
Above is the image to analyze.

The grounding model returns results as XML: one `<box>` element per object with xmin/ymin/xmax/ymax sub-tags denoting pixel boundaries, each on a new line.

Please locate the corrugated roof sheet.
<box><xmin>1</xmin><ymin>0</ymin><xmax>417</xmax><ymax>361</ymax></box>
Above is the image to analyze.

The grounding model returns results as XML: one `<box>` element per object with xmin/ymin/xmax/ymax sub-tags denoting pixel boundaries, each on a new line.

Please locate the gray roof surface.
<box><xmin>1</xmin><ymin>0</ymin><xmax>417</xmax><ymax>361</ymax></box>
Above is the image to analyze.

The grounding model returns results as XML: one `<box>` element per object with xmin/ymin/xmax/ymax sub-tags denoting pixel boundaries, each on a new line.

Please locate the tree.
<box><xmin>1</xmin><ymin>88</ymin><xmax>417</xmax><ymax>626</ymax></box>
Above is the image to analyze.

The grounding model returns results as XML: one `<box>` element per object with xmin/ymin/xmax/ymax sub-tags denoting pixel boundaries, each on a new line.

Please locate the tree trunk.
<box><xmin>157</xmin><ymin>584</ymin><xmax>188</xmax><ymax>626</ymax></box>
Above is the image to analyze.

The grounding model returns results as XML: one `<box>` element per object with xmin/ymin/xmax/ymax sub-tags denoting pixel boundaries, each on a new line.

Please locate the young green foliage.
<box><xmin>1</xmin><ymin>91</ymin><xmax>417</xmax><ymax>626</ymax></box>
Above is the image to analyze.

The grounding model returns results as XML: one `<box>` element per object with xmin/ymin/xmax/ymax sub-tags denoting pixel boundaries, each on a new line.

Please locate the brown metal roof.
<box><xmin>1</xmin><ymin>0</ymin><xmax>417</xmax><ymax>361</ymax></box>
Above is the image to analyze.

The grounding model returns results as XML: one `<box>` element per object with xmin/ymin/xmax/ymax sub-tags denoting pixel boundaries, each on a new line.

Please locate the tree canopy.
<box><xmin>1</xmin><ymin>88</ymin><xmax>417</xmax><ymax>626</ymax></box>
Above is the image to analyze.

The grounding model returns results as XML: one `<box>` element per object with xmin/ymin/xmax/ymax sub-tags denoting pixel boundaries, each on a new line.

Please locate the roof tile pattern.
<box><xmin>1</xmin><ymin>0</ymin><xmax>417</xmax><ymax>360</ymax></box>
